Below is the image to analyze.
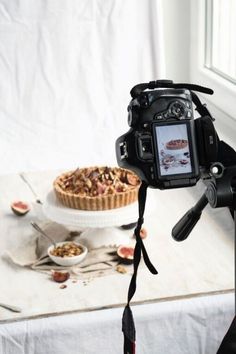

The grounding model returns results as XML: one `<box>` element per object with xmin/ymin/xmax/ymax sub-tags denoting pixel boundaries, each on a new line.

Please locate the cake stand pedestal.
<box><xmin>43</xmin><ymin>192</ymin><xmax>138</xmax><ymax>249</ymax></box>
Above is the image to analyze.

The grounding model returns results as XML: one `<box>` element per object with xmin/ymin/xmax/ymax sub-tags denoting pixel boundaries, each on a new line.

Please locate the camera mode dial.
<box><xmin>168</xmin><ymin>101</ymin><xmax>186</xmax><ymax>119</ymax></box>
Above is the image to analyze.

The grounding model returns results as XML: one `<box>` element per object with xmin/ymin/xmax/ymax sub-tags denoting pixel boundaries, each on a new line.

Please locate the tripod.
<box><xmin>172</xmin><ymin>140</ymin><xmax>236</xmax><ymax>353</ymax></box>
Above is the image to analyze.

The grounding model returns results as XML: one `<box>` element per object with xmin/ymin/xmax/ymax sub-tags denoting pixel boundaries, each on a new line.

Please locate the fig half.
<box><xmin>117</xmin><ymin>245</ymin><xmax>135</xmax><ymax>264</ymax></box>
<box><xmin>52</xmin><ymin>271</ymin><xmax>70</xmax><ymax>283</ymax></box>
<box><xmin>11</xmin><ymin>201</ymin><xmax>30</xmax><ymax>216</ymax></box>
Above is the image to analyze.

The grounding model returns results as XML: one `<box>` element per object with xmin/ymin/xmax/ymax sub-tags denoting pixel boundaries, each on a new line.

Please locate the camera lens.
<box><xmin>169</xmin><ymin>101</ymin><xmax>186</xmax><ymax>119</ymax></box>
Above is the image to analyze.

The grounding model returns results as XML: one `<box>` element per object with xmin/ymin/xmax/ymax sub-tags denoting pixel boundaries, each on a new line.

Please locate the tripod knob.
<box><xmin>205</xmin><ymin>165</ymin><xmax>236</xmax><ymax>209</ymax></box>
<box><xmin>210</xmin><ymin>162</ymin><xmax>225</xmax><ymax>178</ymax></box>
<box><xmin>206</xmin><ymin>182</ymin><xmax>217</xmax><ymax>208</ymax></box>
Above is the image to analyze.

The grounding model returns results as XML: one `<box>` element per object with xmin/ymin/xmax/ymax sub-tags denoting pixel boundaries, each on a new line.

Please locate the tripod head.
<box><xmin>172</xmin><ymin>139</ymin><xmax>236</xmax><ymax>354</ymax></box>
<box><xmin>172</xmin><ymin>140</ymin><xmax>236</xmax><ymax>241</ymax></box>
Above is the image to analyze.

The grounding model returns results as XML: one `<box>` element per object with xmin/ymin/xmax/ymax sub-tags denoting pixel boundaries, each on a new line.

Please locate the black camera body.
<box><xmin>116</xmin><ymin>81</ymin><xmax>218</xmax><ymax>189</ymax></box>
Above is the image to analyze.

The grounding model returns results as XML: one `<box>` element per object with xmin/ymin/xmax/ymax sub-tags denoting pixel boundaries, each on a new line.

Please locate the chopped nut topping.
<box><xmin>51</xmin><ymin>242</ymin><xmax>84</xmax><ymax>258</ymax></box>
<box><xmin>56</xmin><ymin>167</ymin><xmax>140</xmax><ymax>197</ymax></box>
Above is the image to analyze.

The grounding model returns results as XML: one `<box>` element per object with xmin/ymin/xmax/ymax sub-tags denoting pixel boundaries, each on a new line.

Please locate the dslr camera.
<box><xmin>116</xmin><ymin>80</ymin><xmax>219</xmax><ymax>189</ymax></box>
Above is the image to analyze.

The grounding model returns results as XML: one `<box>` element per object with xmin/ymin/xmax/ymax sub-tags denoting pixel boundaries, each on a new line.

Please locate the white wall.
<box><xmin>0</xmin><ymin>0</ymin><xmax>165</xmax><ymax>174</ymax></box>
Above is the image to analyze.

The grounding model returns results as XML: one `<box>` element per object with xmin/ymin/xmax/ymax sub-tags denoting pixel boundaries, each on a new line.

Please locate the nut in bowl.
<box><xmin>48</xmin><ymin>241</ymin><xmax>88</xmax><ymax>266</ymax></box>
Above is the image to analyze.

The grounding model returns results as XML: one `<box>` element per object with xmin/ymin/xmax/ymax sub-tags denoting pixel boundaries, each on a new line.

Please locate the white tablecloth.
<box><xmin>0</xmin><ymin>171</ymin><xmax>235</xmax><ymax>353</ymax></box>
<box><xmin>0</xmin><ymin>294</ymin><xmax>234</xmax><ymax>354</ymax></box>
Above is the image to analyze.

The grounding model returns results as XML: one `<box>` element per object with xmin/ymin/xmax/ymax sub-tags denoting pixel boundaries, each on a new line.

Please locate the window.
<box><xmin>205</xmin><ymin>0</ymin><xmax>236</xmax><ymax>84</ymax></box>
<box><xmin>190</xmin><ymin>0</ymin><xmax>236</xmax><ymax>123</ymax></box>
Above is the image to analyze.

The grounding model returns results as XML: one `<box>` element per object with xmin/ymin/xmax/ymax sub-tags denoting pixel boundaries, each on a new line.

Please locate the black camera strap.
<box><xmin>130</xmin><ymin>80</ymin><xmax>215</xmax><ymax>123</ymax></box>
<box><xmin>122</xmin><ymin>181</ymin><xmax>158</xmax><ymax>354</ymax></box>
<box><xmin>130</xmin><ymin>80</ymin><xmax>214</xmax><ymax>98</ymax></box>
<box><xmin>191</xmin><ymin>91</ymin><xmax>214</xmax><ymax>120</ymax></box>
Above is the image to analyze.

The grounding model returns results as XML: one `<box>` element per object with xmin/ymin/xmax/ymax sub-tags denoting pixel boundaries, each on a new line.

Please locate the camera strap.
<box><xmin>130</xmin><ymin>80</ymin><xmax>214</xmax><ymax>98</ymax></box>
<box><xmin>191</xmin><ymin>91</ymin><xmax>214</xmax><ymax>121</ymax></box>
<box><xmin>122</xmin><ymin>181</ymin><xmax>158</xmax><ymax>354</ymax></box>
<box><xmin>130</xmin><ymin>81</ymin><xmax>215</xmax><ymax>124</ymax></box>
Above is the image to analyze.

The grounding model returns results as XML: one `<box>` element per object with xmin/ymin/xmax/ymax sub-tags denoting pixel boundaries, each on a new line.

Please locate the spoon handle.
<box><xmin>30</xmin><ymin>221</ymin><xmax>57</xmax><ymax>247</ymax></box>
<box><xmin>19</xmin><ymin>173</ymin><xmax>43</xmax><ymax>204</ymax></box>
<box><xmin>0</xmin><ymin>303</ymin><xmax>22</xmax><ymax>313</ymax></box>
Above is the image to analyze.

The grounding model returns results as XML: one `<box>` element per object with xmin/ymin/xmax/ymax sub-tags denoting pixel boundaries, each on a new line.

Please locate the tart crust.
<box><xmin>53</xmin><ymin>167</ymin><xmax>141</xmax><ymax>211</ymax></box>
<box><xmin>165</xmin><ymin>139</ymin><xmax>188</xmax><ymax>150</ymax></box>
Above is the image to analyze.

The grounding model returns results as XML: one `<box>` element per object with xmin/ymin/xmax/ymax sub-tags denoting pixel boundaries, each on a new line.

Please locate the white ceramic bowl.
<box><xmin>48</xmin><ymin>241</ymin><xmax>88</xmax><ymax>266</ymax></box>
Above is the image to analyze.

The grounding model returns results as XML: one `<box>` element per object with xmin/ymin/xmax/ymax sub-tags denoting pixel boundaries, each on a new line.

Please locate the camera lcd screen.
<box><xmin>155</xmin><ymin>124</ymin><xmax>192</xmax><ymax>176</ymax></box>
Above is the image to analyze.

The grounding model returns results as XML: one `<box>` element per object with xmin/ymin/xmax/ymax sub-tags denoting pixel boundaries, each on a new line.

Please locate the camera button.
<box><xmin>140</xmin><ymin>94</ymin><xmax>149</xmax><ymax>107</ymax></box>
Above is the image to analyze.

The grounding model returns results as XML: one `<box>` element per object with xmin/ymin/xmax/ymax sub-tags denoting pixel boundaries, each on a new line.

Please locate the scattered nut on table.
<box><xmin>116</xmin><ymin>265</ymin><xmax>127</xmax><ymax>274</ymax></box>
<box><xmin>59</xmin><ymin>284</ymin><xmax>67</xmax><ymax>289</ymax></box>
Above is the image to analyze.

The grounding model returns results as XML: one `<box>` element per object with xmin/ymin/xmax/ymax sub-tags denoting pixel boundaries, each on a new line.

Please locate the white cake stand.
<box><xmin>43</xmin><ymin>191</ymin><xmax>138</xmax><ymax>249</ymax></box>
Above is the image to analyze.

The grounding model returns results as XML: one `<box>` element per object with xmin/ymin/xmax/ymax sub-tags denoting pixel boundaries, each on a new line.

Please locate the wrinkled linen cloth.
<box><xmin>3</xmin><ymin>222</ymin><xmax>125</xmax><ymax>278</ymax></box>
<box><xmin>0</xmin><ymin>293</ymin><xmax>234</xmax><ymax>354</ymax></box>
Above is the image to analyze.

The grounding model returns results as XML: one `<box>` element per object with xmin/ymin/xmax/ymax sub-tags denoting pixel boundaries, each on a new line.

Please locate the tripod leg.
<box><xmin>217</xmin><ymin>316</ymin><xmax>236</xmax><ymax>354</ymax></box>
<box><xmin>217</xmin><ymin>210</ymin><xmax>236</xmax><ymax>354</ymax></box>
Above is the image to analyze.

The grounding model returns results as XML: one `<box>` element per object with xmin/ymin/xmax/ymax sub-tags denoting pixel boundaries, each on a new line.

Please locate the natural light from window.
<box><xmin>205</xmin><ymin>0</ymin><xmax>236</xmax><ymax>84</ymax></box>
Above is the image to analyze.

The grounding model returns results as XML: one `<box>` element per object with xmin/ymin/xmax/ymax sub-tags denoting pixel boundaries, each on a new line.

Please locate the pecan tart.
<box><xmin>53</xmin><ymin>166</ymin><xmax>141</xmax><ymax>211</ymax></box>
<box><xmin>165</xmin><ymin>139</ymin><xmax>188</xmax><ymax>150</ymax></box>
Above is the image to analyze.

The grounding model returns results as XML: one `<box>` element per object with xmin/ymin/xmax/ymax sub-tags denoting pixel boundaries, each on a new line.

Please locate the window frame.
<box><xmin>190</xmin><ymin>0</ymin><xmax>236</xmax><ymax>122</ymax></box>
